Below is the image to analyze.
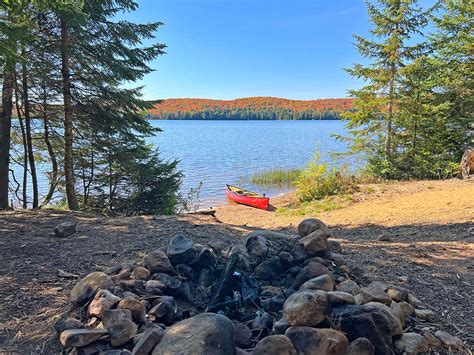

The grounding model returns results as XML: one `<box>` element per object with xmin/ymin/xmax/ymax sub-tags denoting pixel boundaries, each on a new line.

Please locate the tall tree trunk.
<box><xmin>0</xmin><ymin>62</ymin><xmax>15</xmax><ymax>210</ymax></box>
<box><xmin>14</xmin><ymin>81</ymin><xmax>28</xmax><ymax>208</ymax></box>
<box><xmin>41</xmin><ymin>111</ymin><xmax>59</xmax><ymax>207</ymax></box>
<box><xmin>60</xmin><ymin>16</ymin><xmax>78</xmax><ymax>210</ymax></box>
<box><xmin>386</xmin><ymin>69</ymin><xmax>395</xmax><ymax>159</ymax></box>
<box><xmin>22</xmin><ymin>59</ymin><xmax>38</xmax><ymax>208</ymax></box>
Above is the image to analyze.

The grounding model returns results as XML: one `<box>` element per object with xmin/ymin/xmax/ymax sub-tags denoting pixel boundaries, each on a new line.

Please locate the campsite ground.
<box><xmin>0</xmin><ymin>178</ymin><xmax>473</xmax><ymax>353</ymax></box>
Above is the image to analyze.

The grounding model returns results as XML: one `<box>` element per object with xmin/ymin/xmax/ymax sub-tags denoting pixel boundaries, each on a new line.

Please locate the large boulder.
<box><xmin>54</xmin><ymin>221</ymin><xmax>77</xmax><ymax>237</ymax></box>
<box><xmin>299</xmin><ymin>231</ymin><xmax>328</xmax><ymax>256</ymax></box>
<box><xmin>253</xmin><ymin>335</ymin><xmax>297</xmax><ymax>355</ymax></box>
<box><xmin>330</xmin><ymin>303</ymin><xmax>402</xmax><ymax>355</ymax></box>
<box><xmin>70</xmin><ymin>272</ymin><xmax>113</xmax><ymax>305</ymax></box>
<box><xmin>283</xmin><ymin>290</ymin><xmax>328</xmax><ymax>326</ymax></box>
<box><xmin>144</xmin><ymin>250</ymin><xmax>177</xmax><ymax>275</ymax></box>
<box><xmin>152</xmin><ymin>313</ymin><xmax>235</xmax><ymax>355</ymax></box>
<box><xmin>167</xmin><ymin>235</ymin><xmax>196</xmax><ymax>265</ymax></box>
<box><xmin>297</xmin><ymin>218</ymin><xmax>330</xmax><ymax>238</ymax></box>
<box><xmin>285</xmin><ymin>327</ymin><xmax>348</xmax><ymax>355</ymax></box>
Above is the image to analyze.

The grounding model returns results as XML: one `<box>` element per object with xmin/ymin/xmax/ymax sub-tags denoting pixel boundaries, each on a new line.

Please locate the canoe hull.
<box><xmin>226</xmin><ymin>187</ymin><xmax>270</xmax><ymax>210</ymax></box>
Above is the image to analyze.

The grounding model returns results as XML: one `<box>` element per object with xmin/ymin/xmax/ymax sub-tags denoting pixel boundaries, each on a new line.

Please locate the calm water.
<box><xmin>149</xmin><ymin>120</ymin><xmax>350</xmax><ymax>207</ymax></box>
<box><xmin>11</xmin><ymin>120</ymin><xmax>352</xmax><ymax>208</ymax></box>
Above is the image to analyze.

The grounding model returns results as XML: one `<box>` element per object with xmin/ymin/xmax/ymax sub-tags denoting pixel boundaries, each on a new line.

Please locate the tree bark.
<box><xmin>60</xmin><ymin>16</ymin><xmax>79</xmax><ymax>210</ymax></box>
<box><xmin>14</xmin><ymin>81</ymin><xmax>28</xmax><ymax>208</ymax></box>
<box><xmin>41</xmin><ymin>110</ymin><xmax>59</xmax><ymax>207</ymax></box>
<box><xmin>0</xmin><ymin>62</ymin><xmax>15</xmax><ymax>210</ymax></box>
<box><xmin>22</xmin><ymin>59</ymin><xmax>39</xmax><ymax>208</ymax></box>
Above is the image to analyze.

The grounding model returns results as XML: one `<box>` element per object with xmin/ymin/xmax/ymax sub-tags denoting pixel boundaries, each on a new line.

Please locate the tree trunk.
<box><xmin>386</xmin><ymin>72</ymin><xmax>395</xmax><ymax>159</ymax></box>
<box><xmin>14</xmin><ymin>81</ymin><xmax>28</xmax><ymax>208</ymax></box>
<box><xmin>22</xmin><ymin>59</ymin><xmax>39</xmax><ymax>208</ymax></box>
<box><xmin>41</xmin><ymin>111</ymin><xmax>59</xmax><ymax>207</ymax></box>
<box><xmin>0</xmin><ymin>62</ymin><xmax>15</xmax><ymax>210</ymax></box>
<box><xmin>60</xmin><ymin>16</ymin><xmax>79</xmax><ymax>210</ymax></box>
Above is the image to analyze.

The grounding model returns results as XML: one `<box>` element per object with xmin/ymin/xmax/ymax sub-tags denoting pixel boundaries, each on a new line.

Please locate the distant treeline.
<box><xmin>147</xmin><ymin>97</ymin><xmax>353</xmax><ymax>120</ymax></box>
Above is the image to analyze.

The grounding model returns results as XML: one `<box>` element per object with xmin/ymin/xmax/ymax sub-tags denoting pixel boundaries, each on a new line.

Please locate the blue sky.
<box><xmin>128</xmin><ymin>0</ymin><xmax>427</xmax><ymax>100</ymax></box>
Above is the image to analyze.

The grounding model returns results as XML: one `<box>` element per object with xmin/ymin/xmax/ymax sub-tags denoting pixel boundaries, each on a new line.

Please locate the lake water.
<box><xmin>11</xmin><ymin>120</ymin><xmax>353</xmax><ymax>208</ymax></box>
<box><xmin>148</xmin><ymin>120</ymin><xmax>351</xmax><ymax>208</ymax></box>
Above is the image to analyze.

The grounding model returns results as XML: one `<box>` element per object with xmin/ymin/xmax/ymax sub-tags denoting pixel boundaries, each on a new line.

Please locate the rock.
<box><xmin>54</xmin><ymin>318</ymin><xmax>85</xmax><ymax>334</ymax></box>
<box><xmin>234</xmin><ymin>323</ymin><xmax>252</xmax><ymax>348</ymax></box>
<box><xmin>330</xmin><ymin>303</ymin><xmax>402</xmax><ymax>355</ymax></box>
<box><xmin>196</xmin><ymin>247</ymin><xmax>217</xmax><ymax>269</ymax></box>
<box><xmin>253</xmin><ymin>335</ymin><xmax>297</xmax><ymax>355</ymax></box>
<box><xmin>152</xmin><ymin>313</ymin><xmax>235</xmax><ymax>355</ymax></box>
<box><xmin>291</xmin><ymin>261</ymin><xmax>331</xmax><ymax>289</ymax></box>
<box><xmin>262</xmin><ymin>293</ymin><xmax>287</xmax><ymax>312</ymax></box>
<box><xmin>285</xmin><ymin>327</ymin><xmax>348</xmax><ymax>355</ymax></box>
<box><xmin>148</xmin><ymin>296</ymin><xmax>177</xmax><ymax>325</ymax></box>
<box><xmin>339</xmin><ymin>265</ymin><xmax>351</xmax><ymax>274</ymax></box>
<box><xmin>102</xmin><ymin>309</ymin><xmax>133</xmax><ymax>327</ymax></box>
<box><xmin>132</xmin><ymin>327</ymin><xmax>164</xmax><ymax>355</ymax></box>
<box><xmin>394</xmin><ymin>333</ymin><xmax>429</xmax><ymax>355</ymax></box>
<box><xmin>175</xmin><ymin>264</ymin><xmax>195</xmax><ymax>280</ymax></box>
<box><xmin>146</xmin><ymin>280</ymin><xmax>166</xmax><ymax>295</ymax></box>
<box><xmin>377</xmin><ymin>235</ymin><xmax>391</xmax><ymax>242</ymax></box>
<box><xmin>325</xmin><ymin>251</ymin><xmax>346</xmax><ymax>266</ymax></box>
<box><xmin>283</xmin><ymin>290</ymin><xmax>328</xmax><ymax>326</ymax></box>
<box><xmin>255</xmin><ymin>256</ymin><xmax>284</xmax><ymax>280</ymax></box>
<box><xmin>104</xmin><ymin>350</ymin><xmax>132</xmax><ymax>355</ymax></box>
<box><xmin>144</xmin><ymin>250</ymin><xmax>177</xmax><ymax>276</ymax></box>
<box><xmin>347</xmin><ymin>337</ymin><xmax>375</xmax><ymax>355</ymax></box>
<box><xmin>300</xmin><ymin>274</ymin><xmax>334</xmax><ymax>291</ymax></box>
<box><xmin>112</xmin><ymin>270</ymin><xmax>132</xmax><ymax>285</ymax></box>
<box><xmin>108</xmin><ymin>318</ymin><xmax>138</xmax><ymax>347</ymax></box>
<box><xmin>54</xmin><ymin>221</ymin><xmax>77</xmax><ymax>237</ymax></box>
<box><xmin>407</xmin><ymin>293</ymin><xmax>424</xmax><ymax>307</ymax></box>
<box><xmin>414</xmin><ymin>308</ymin><xmax>435</xmax><ymax>320</ymax></box>
<box><xmin>198</xmin><ymin>268</ymin><xmax>216</xmax><ymax>287</ymax></box>
<box><xmin>246</xmin><ymin>234</ymin><xmax>269</xmax><ymax>257</ymax></box>
<box><xmin>327</xmin><ymin>291</ymin><xmax>355</xmax><ymax>305</ymax></box>
<box><xmin>236</xmin><ymin>348</ymin><xmax>249</xmax><ymax>355</ymax></box>
<box><xmin>88</xmin><ymin>289</ymin><xmax>121</xmax><ymax>318</ymax></box>
<box><xmin>104</xmin><ymin>264</ymin><xmax>123</xmax><ymax>276</ymax></box>
<box><xmin>336</xmin><ymin>279</ymin><xmax>360</xmax><ymax>295</ymax></box>
<box><xmin>252</xmin><ymin>311</ymin><xmax>274</xmax><ymax>331</ymax></box>
<box><xmin>355</xmin><ymin>286</ymin><xmax>392</xmax><ymax>306</ymax></box>
<box><xmin>273</xmin><ymin>316</ymin><xmax>290</xmax><ymax>335</ymax></box>
<box><xmin>421</xmin><ymin>329</ymin><xmax>443</xmax><ymax>352</ymax></box>
<box><xmin>132</xmin><ymin>267</ymin><xmax>151</xmax><ymax>281</ymax></box>
<box><xmin>327</xmin><ymin>239</ymin><xmax>343</xmax><ymax>253</ymax></box>
<box><xmin>386</xmin><ymin>286</ymin><xmax>408</xmax><ymax>302</ymax></box>
<box><xmin>117</xmin><ymin>297</ymin><xmax>146</xmax><ymax>324</ymax></box>
<box><xmin>59</xmin><ymin>329</ymin><xmax>108</xmax><ymax>347</ymax></box>
<box><xmin>167</xmin><ymin>235</ymin><xmax>196</xmax><ymax>265</ymax></box>
<box><xmin>389</xmin><ymin>301</ymin><xmax>414</xmax><ymax>326</ymax></box>
<box><xmin>278</xmin><ymin>251</ymin><xmax>295</xmax><ymax>269</ymax></box>
<box><xmin>71</xmin><ymin>272</ymin><xmax>113</xmax><ymax>305</ymax></box>
<box><xmin>119</xmin><ymin>279</ymin><xmax>146</xmax><ymax>294</ymax></box>
<box><xmin>434</xmin><ymin>330</ymin><xmax>463</xmax><ymax>349</ymax></box>
<box><xmin>297</xmin><ymin>218</ymin><xmax>330</xmax><ymax>238</ymax></box>
<box><xmin>299</xmin><ymin>231</ymin><xmax>328</xmax><ymax>256</ymax></box>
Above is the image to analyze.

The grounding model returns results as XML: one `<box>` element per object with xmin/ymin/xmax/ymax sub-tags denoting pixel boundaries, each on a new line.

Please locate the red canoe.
<box><xmin>226</xmin><ymin>184</ymin><xmax>270</xmax><ymax>210</ymax></box>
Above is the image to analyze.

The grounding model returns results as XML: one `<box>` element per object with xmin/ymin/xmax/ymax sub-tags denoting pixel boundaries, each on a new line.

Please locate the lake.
<box><xmin>11</xmin><ymin>120</ymin><xmax>353</xmax><ymax>208</ymax></box>
<box><xmin>148</xmin><ymin>120</ymin><xmax>351</xmax><ymax>208</ymax></box>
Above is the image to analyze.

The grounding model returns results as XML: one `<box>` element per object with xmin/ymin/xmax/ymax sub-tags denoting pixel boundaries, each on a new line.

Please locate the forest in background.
<box><xmin>147</xmin><ymin>97</ymin><xmax>354</xmax><ymax>120</ymax></box>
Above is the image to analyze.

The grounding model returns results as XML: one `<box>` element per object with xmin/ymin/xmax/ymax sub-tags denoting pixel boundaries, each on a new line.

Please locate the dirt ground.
<box><xmin>0</xmin><ymin>179</ymin><xmax>473</xmax><ymax>353</ymax></box>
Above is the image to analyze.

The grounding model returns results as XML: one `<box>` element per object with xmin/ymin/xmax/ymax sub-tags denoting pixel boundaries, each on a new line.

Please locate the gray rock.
<box><xmin>336</xmin><ymin>279</ymin><xmax>360</xmax><ymax>295</ymax></box>
<box><xmin>148</xmin><ymin>296</ymin><xmax>177</xmax><ymax>325</ymax></box>
<box><xmin>54</xmin><ymin>318</ymin><xmax>85</xmax><ymax>334</ymax></box>
<box><xmin>283</xmin><ymin>290</ymin><xmax>328</xmax><ymax>326</ymax></box>
<box><xmin>325</xmin><ymin>251</ymin><xmax>346</xmax><ymax>265</ymax></box>
<box><xmin>299</xmin><ymin>230</ymin><xmax>328</xmax><ymax>256</ymax></box>
<box><xmin>386</xmin><ymin>286</ymin><xmax>408</xmax><ymax>302</ymax></box>
<box><xmin>394</xmin><ymin>333</ymin><xmax>429</xmax><ymax>355</ymax></box>
<box><xmin>327</xmin><ymin>239</ymin><xmax>343</xmax><ymax>253</ymax></box>
<box><xmin>347</xmin><ymin>337</ymin><xmax>375</xmax><ymax>355</ymax></box>
<box><xmin>146</xmin><ymin>280</ymin><xmax>166</xmax><ymax>295</ymax></box>
<box><xmin>327</xmin><ymin>291</ymin><xmax>355</xmax><ymax>305</ymax></box>
<box><xmin>389</xmin><ymin>301</ymin><xmax>414</xmax><ymax>326</ymax></box>
<box><xmin>414</xmin><ymin>308</ymin><xmax>435</xmax><ymax>320</ymax></box>
<box><xmin>117</xmin><ymin>297</ymin><xmax>146</xmax><ymax>324</ymax></box>
<box><xmin>102</xmin><ymin>309</ymin><xmax>133</xmax><ymax>327</ymax></box>
<box><xmin>355</xmin><ymin>286</ymin><xmax>392</xmax><ymax>306</ymax></box>
<box><xmin>253</xmin><ymin>335</ymin><xmax>297</xmax><ymax>355</ymax></box>
<box><xmin>59</xmin><ymin>329</ymin><xmax>108</xmax><ymax>347</ymax></box>
<box><xmin>152</xmin><ymin>313</ymin><xmax>235</xmax><ymax>355</ymax></box>
<box><xmin>144</xmin><ymin>250</ymin><xmax>177</xmax><ymax>275</ymax></box>
<box><xmin>291</xmin><ymin>261</ymin><xmax>331</xmax><ymax>289</ymax></box>
<box><xmin>54</xmin><ymin>221</ymin><xmax>77</xmax><ymax>237</ymax></box>
<box><xmin>407</xmin><ymin>293</ymin><xmax>424</xmax><ymax>307</ymax></box>
<box><xmin>167</xmin><ymin>235</ymin><xmax>196</xmax><ymax>265</ymax></box>
<box><xmin>132</xmin><ymin>267</ymin><xmax>151</xmax><ymax>281</ymax></box>
<box><xmin>70</xmin><ymin>272</ymin><xmax>113</xmax><ymax>305</ymax></box>
<box><xmin>300</xmin><ymin>274</ymin><xmax>334</xmax><ymax>291</ymax></box>
<box><xmin>108</xmin><ymin>318</ymin><xmax>138</xmax><ymax>347</ymax></box>
<box><xmin>285</xmin><ymin>326</ymin><xmax>348</xmax><ymax>355</ymax></box>
<box><xmin>234</xmin><ymin>323</ymin><xmax>252</xmax><ymax>348</ymax></box>
<box><xmin>88</xmin><ymin>289</ymin><xmax>121</xmax><ymax>318</ymax></box>
<box><xmin>297</xmin><ymin>218</ymin><xmax>331</xmax><ymax>238</ymax></box>
<box><xmin>272</xmin><ymin>316</ymin><xmax>290</xmax><ymax>335</ymax></box>
<box><xmin>434</xmin><ymin>330</ymin><xmax>463</xmax><ymax>349</ymax></box>
<box><xmin>132</xmin><ymin>327</ymin><xmax>165</xmax><ymax>355</ymax></box>
<box><xmin>255</xmin><ymin>256</ymin><xmax>284</xmax><ymax>281</ymax></box>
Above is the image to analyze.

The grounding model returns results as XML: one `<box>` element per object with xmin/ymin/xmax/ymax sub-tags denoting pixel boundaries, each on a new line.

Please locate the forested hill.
<box><xmin>146</xmin><ymin>97</ymin><xmax>354</xmax><ymax>120</ymax></box>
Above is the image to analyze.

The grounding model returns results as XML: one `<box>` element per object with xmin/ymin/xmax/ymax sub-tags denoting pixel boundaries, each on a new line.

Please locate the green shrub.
<box><xmin>294</xmin><ymin>153</ymin><xmax>359</xmax><ymax>203</ymax></box>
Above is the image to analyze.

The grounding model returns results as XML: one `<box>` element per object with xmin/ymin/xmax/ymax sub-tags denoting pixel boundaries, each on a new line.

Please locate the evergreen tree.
<box><xmin>341</xmin><ymin>0</ymin><xmax>430</xmax><ymax>178</ymax></box>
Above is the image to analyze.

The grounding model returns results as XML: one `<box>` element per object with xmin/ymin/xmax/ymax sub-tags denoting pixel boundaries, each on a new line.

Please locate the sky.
<box><xmin>126</xmin><ymin>0</ymin><xmax>425</xmax><ymax>101</ymax></box>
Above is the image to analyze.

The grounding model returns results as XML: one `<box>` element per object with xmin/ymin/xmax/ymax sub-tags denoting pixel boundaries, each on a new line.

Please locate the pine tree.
<box><xmin>341</xmin><ymin>0</ymin><xmax>430</xmax><ymax>178</ymax></box>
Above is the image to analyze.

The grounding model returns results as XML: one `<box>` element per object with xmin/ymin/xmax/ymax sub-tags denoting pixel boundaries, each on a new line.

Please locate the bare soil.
<box><xmin>0</xmin><ymin>179</ymin><xmax>473</xmax><ymax>353</ymax></box>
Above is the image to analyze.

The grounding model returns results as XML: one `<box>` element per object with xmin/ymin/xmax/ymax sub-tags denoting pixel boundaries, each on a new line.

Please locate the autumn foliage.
<box><xmin>147</xmin><ymin>97</ymin><xmax>354</xmax><ymax>120</ymax></box>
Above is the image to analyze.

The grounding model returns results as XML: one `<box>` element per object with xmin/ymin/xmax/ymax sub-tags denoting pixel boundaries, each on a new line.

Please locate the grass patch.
<box><xmin>277</xmin><ymin>194</ymin><xmax>353</xmax><ymax>216</ymax></box>
<box><xmin>246</xmin><ymin>168</ymin><xmax>302</xmax><ymax>187</ymax></box>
